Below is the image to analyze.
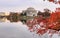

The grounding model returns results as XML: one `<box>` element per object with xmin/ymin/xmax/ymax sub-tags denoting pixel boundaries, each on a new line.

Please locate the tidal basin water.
<box><xmin>0</xmin><ymin>19</ymin><xmax>60</xmax><ymax>38</ymax></box>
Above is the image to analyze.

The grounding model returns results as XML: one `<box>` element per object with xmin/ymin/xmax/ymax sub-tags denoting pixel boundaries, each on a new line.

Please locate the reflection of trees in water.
<box><xmin>0</xmin><ymin>9</ymin><xmax>51</xmax><ymax>24</ymax></box>
<box><xmin>7</xmin><ymin>13</ymin><xmax>20</xmax><ymax>22</ymax></box>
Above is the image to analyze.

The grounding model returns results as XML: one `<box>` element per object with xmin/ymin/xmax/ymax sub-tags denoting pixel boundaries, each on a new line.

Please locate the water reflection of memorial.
<box><xmin>0</xmin><ymin>8</ymin><xmax>51</xmax><ymax>24</ymax></box>
<box><xmin>6</xmin><ymin>7</ymin><xmax>38</xmax><ymax>23</ymax></box>
<box><xmin>7</xmin><ymin>12</ymin><xmax>35</xmax><ymax>24</ymax></box>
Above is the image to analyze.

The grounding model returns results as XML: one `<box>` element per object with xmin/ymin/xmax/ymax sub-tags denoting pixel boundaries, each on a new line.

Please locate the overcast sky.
<box><xmin>0</xmin><ymin>0</ymin><xmax>60</xmax><ymax>12</ymax></box>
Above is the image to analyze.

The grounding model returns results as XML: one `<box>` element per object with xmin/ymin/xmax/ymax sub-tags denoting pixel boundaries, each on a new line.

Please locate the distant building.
<box><xmin>20</xmin><ymin>7</ymin><xmax>38</xmax><ymax>24</ymax></box>
<box><xmin>22</xmin><ymin>7</ymin><xmax>37</xmax><ymax>16</ymax></box>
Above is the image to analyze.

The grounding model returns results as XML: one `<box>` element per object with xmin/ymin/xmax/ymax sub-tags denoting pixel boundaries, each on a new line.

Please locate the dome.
<box><xmin>26</xmin><ymin>7</ymin><xmax>36</xmax><ymax>11</ymax></box>
<box><xmin>27</xmin><ymin>7</ymin><xmax>35</xmax><ymax>10</ymax></box>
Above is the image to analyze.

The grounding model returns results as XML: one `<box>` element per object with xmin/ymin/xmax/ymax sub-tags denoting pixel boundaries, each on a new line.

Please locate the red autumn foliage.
<box><xmin>26</xmin><ymin>8</ymin><xmax>60</xmax><ymax>37</ymax></box>
<box><xmin>47</xmin><ymin>8</ymin><xmax>60</xmax><ymax>31</ymax></box>
<box><xmin>49</xmin><ymin>0</ymin><xmax>54</xmax><ymax>2</ymax></box>
<box><xmin>44</xmin><ymin>0</ymin><xmax>60</xmax><ymax>4</ymax></box>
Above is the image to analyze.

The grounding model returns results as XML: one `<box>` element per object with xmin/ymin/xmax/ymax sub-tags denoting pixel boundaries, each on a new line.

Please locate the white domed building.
<box><xmin>24</xmin><ymin>7</ymin><xmax>37</xmax><ymax>16</ymax></box>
